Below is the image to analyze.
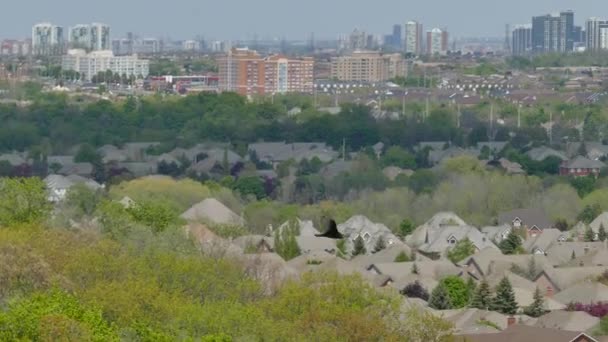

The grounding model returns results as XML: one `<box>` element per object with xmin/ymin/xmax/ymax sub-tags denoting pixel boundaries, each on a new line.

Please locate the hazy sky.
<box><xmin>2</xmin><ymin>0</ymin><xmax>608</xmax><ymax>40</ymax></box>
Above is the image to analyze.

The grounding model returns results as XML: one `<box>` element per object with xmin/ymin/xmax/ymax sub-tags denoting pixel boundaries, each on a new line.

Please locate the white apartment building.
<box><xmin>69</xmin><ymin>23</ymin><xmax>110</xmax><ymax>51</ymax></box>
<box><xmin>62</xmin><ymin>49</ymin><xmax>149</xmax><ymax>81</ymax></box>
<box><xmin>405</xmin><ymin>21</ymin><xmax>423</xmax><ymax>55</ymax></box>
<box><xmin>32</xmin><ymin>23</ymin><xmax>64</xmax><ymax>55</ymax></box>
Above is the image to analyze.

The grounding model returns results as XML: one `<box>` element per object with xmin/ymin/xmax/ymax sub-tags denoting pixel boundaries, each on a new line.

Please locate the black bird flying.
<box><xmin>315</xmin><ymin>218</ymin><xmax>343</xmax><ymax>239</ymax></box>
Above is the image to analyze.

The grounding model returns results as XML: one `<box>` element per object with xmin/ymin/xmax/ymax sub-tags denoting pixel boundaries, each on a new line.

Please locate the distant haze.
<box><xmin>2</xmin><ymin>0</ymin><xmax>608</xmax><ymax>40</ymax></box>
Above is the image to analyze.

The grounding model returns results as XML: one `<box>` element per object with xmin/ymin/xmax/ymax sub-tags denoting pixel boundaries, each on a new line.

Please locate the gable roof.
<box><xmin>498</xmin><ymin>208</ymin><xmax>552</xmax><ymax>230</ymax></box>
<box><xmin>417</xmin><ymin>224</ymin><xmax>498</xmax><ymax>254</ymax></box>
<box><xmin>456</xmin><ymin>324</ymin><xmax>598</xmax><ymax>342</ymax></box>
<box><xmin>462</xmin><ymin>248</ymin><xmax>552</xmax><ymax>279</ymax></box>
<box><xmin>526</xmin><ymin>147</ymin><xmax>567</xmax><ymax>162</ymax></box>
<box><xmin>482</xmin><ymin>225</ymin><xmax>512</xmax><ymax>242</ymax></box>
<box><xmin>563</xmin><ymin>156</ymin><xmax>605</xmax><ymax>170</ymax></box>
<box><xmin>180</xmin><ymin>198</ymin><xmax>245</xmax><ymax>226</ymax></box>
<box><xmin>533</xmin><ymin>311</ymin><xmax>600</xmax><ymax>332</ymax></box>
<box><xmin>589</xmin><ymin>212</ymin><xmax>608</xmax><ymax>232</ymax></box>
<box><xmin>368</xmin><ymin>260</ymin><xmax>460</xmax><ymax>281</ymax></box>
<box><xmin>553</xmin><ymin>281</ymin><xmax>608</xmax><ymax>305</ymax></box>
<box><xmin>523</xmin><ymin>228</ymin><xmax>563</xmax><ymax>254</ymax></box>
<box><xmin>535</xmin><ymin>265</ymin><xmax>606</xmax><ymax>292</ymax></box>
<box><xmin>545</xmin><ymin>242</ymin><xmax>606</xmax><ymax>267</ymax></box>
<box><xmin>0</xmin><ymin>153</ymin><xmax>27</xmax><ymax>166</ymax></box>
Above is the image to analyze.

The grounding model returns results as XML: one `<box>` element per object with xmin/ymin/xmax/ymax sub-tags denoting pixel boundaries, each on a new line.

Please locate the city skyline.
<box><xmin>2</xmin><ymin>1</ymin><xmax>608</xmax><ymax>41</ymax></box>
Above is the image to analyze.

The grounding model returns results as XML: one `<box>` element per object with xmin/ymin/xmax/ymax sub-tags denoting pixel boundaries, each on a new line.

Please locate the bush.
<box><xmin>567</xmin><ymin>302</ymin><xmax>608</xmax><ymax>318</ymax></box>
<box><xmin>401</xmin><ymin>281</ymin><xmax>430</xmax><ymax>301</ymax></box>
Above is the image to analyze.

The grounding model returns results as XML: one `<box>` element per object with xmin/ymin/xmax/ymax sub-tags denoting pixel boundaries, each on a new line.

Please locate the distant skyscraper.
<box><xmin>32</xmin><ymin>23</ymin><xmax>64</xmax><ymax>55</ymax></box>
<box><xmin>405</xmin><ymin>21</ymin><xmax>423</xmax><ymax>55</ymax></box>
<box><xmin>69</xmin><ymin>23</ymin><xmax>110</xmax><ymax>51</ymax></box>
<box><xmin>512</xmin><ymin>25</ymin><xmax>532</xmax><ymax>56</ymax></box>
<box><xmin>586</xmin><ymin>18</ymin><xmax>608</xmax><ymax>51</ymax></box>
<box><xmin>349</xmin><ymin>29</ymin><xmax>365</xmax><ymax>50</ymax></box>
<box><xmin>69</xmin><ymin>25</ymin><xmax>91</xmax><ymax>49</ymax></box>
<box><xmin>531</xmin><ymin>11</ymin><xmax>575</xmax><ymax>53</ymax></box>
<box><xmin>426</xmin><ymin>28</ymin><xmax>447</xmax><ymax>55</ymax></box>
<box><xmin>91</xmin><ymin>23</ymin><xmax>111</xmax><ymax>51</ymax></box>
<box><xmin>392</xmin><ymin>24</ymin><xmax>402</xmax><ymax>49</ymax></box>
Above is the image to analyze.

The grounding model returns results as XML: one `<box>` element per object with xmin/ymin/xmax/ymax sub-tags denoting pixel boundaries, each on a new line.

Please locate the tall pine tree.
<box><xmin>352</xmin><ymin>236</ymin><xmax>367</xmax><ymax>256</ymax></box>
<box><xmin>599</xmin><ymin>224</ymin><xmax>607</xmax><ymax>242</ymax></box>
<box><xmin>429</xmin><ymin>283</ymin><xmax>452</xmax><ymax>310</ymax></box>
<box><xmin>470</xmin><ymin>279</ymin><xmax>492</xmax><ymax>310</ymax></box>
<box><xmin>498</xmin><ymin>232</ymin><xmax>522</xmax><ymax>255</ymax></box>
<box><xmin>491</xmin><ymin>277</ymin><xmax>518</xmax><ymax>315</ymax></box>
<box><xmin>585</xmin><ymin>226</ymin><xmax>596</xmax><ymax>242</ymax></box>
<box><xmin>523</xmin><ymin>287</ymin><xmax>546</xmax><ymax>318</ymax></box>
<box><xmin>274</xmin><ymin>220</ymin><xmax>301</xmax><ymax>261</ymax></box>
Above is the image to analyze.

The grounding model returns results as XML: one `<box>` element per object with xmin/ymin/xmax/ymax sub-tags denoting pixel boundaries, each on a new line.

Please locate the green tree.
<box><xmin>373</xmin><ymin>236</ymin><xmax>386</xmax><ymax>253</ymax></box>
<box><xmin>578</xmin><ymin>204</ymin><xmax>602</xmax><ymax>224</ymax></box>
<box><xmin>498</xmin><ymin>232</ymin><xmax>522</xmax><ymax>255</ymax></box>
<box><xmin>74</xmin><ymin>143</ymin><xmax>102</xmax><ymax>164</ymax></box>
<box><xmin>447</xmin><ymin>238</ymin><xmax>476</xmax><ymax>263</ymax></box>
<box><xmin>571</xmin><ymin>175</ymin><xmax>596</xmax><ymax>198</ymax></box>
<box><xmin>234</xmin><ymin>176</ymin><xmax>266</xmax><ymax>200</ymax></box>
<box><xmin>65</xmin><ymin>183</ymin><xmax>103</xmax><ymax>217</ymax></box>
<box><xmin>599</xmin><ymin>224</ymin><xmax>607</xmax><ymax>242</ymax></box>
<box><xmin>429</xmin><ymin>282</ymin><xmax>452</xmax><ymax>310</ymax></box>
<box><xmin>523</xmin><ymin>287</ymin><xmax>546</xmax><ymax>318</ymax></box>
<box><xmin>394</xmin><ymin>251</ymin><xmax>410</xmax><ymax>262</ymax></box>
<box><xmin>491</xmin><ymin>277</ymin><xmax>518</xmax><ymax>315</ymax></box>
<box><xmin>398</xmin><ymin>218</ymin><xmax>415</xmax><ymax>239</ymax></box>
<box><xmin>0</xmin><ymin>289</ymin><xmax>118</xmax><ymax>341</ymax></box>
<box><xmin>352</xmin><ymin>236</ymin><xmax>367</xmax><ymax>256</ymax></box>
<box><xmin>274</xmin><ymin>219</ymin><xmax>301</xmax><ymax>261</ymax></box>
<box><xmin>407</xmin><ymin>170</ymin><xmax>438</xmax><ymax>194</ymax></box>
<box><xmin>470</xmin><ymin>279</ymin><xmax>492</xmax><ymax>310</ymax></box>
<box><xmin>584</xmin><ymin>226</ymin><xmax>596</xmax><ymax>242</ymax></box>
<box><xmin>381</xmin><ymin>146</ymin><xmax>416</xmax><ymax>169</ymax></box>
<box><xmin>438</xmin><ymin>276</ymin><xmax>471</xmax><ymax>308</ymax></box>
<box><xmin>126</xmin><ymin>201</ymin><xmax>178</xmax><ymax>233</ymax></box>
<box><xmin>0</xmin><ymin>177</ymin><xmax>50</xmax><ymax>227</ymax></box>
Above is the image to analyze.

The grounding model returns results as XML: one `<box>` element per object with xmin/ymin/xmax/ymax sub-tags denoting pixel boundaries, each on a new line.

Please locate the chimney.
<box><xmin>546</xmin><ymin>286</ymin><xmax>554</xmax><ymax>298</ymax></box>
<box><xmin>507</xmin><ymin>316</ymin><xmax>516</xmax><ymax>327</ymax></box>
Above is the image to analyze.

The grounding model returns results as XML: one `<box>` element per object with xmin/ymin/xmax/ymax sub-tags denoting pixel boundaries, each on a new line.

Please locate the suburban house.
<box><xmin>589</xmin><ymin>212</ymin><xmax>608</xmax><ymax>237</ymax></box>
<box><xmin>456</xmin><ymin>324</ymin><xmax>598</xmax><ymax>342</ymax></box>
<box><xmin>482</xmin><ymin>224</ymin><xmax>512</xmax><ymax>244</ymax></box>
<box><xmin>567</xmin><ymin>141</ymin><xmax>608</xmax><ymax>160</ymax></box>
<box><xmin>44</xmin><ymin>174</ymin><xmax>102</xmax><ymax>202</ymax></box>
<box><xmin>522</xmin><ymin>228</ymin><xmax>568</xmax><ymax>255</ymax></box>
<box><xmin>559</xmin><ymin>156</ymin><xmax>605</xmax><ymax>178</ymax></box>
<box><xmin>407</xmin><ymin>212</ymin><xmax>498</xmax><ymax>257</ymax></box>
<box><xmin>533</xmin><ymin>266</ymin><xmax>608</xmax><ymax>298</ymax></box>
<box><xmin>526</xmin><ymin>147</ymin><xmax>567</xmax><ymax>162</ymax></box>
<box><xmin>247</xmin><ymin>142</ymin><xmax>338</xmax><ymax>167</ymax></box>
<box><xmin>498</xmin><ymin>208</ymin><xmax>553</xmax><ymax>237</ymax></box>
<box><xmin>180</xmin><ymin>198</ymin><xmax>245</xmax><ymax>226</ymax></box>
<box><xmin>337</xmin><ymin>215</ymin><xmax>401</xmax><ymax>255</ymax></box>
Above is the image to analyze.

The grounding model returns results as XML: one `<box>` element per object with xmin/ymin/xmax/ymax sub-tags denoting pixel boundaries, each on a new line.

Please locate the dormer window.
<box><xmin>362</xmin><ymin>232</ymin><xmax>371</xmax><ymax>241</ymax></box>
<box><xmin>447</xmin><ymin>236</ymin><xmax>458</xmax><ymax>245</ymax></box>
<box><xmin>351</xmin><ymin>234</ymin><xmax>360</xmax><ymax>241</ymax></box>
<box><xmin>513</xmin><ymin>218</ymin><xmax>522</xmax><ymax>227</ymax></box>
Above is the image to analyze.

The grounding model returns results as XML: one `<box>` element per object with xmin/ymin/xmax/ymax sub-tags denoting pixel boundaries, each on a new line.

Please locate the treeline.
<box><xmin>508</xmin><ymin>51</ymin><xmax>608</xmax><ymax>69</ymax></box>
<box><xmin>0</xmin><ymin>89</ymin><xmax>534</xmax><ymax>155</ymax></box>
